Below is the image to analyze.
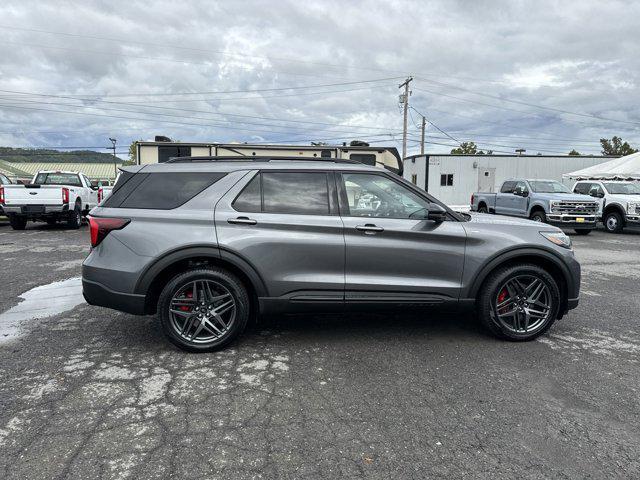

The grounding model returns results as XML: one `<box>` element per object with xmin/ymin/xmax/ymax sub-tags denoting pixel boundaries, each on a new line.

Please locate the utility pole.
<box><xmin>398</xmin><ymin>76</ymin><xmax>413</xmax><ymax>160</ymax></box>
<box><xmin>107</xmin><ymin>137</ymin><xmax>117</xmax><ymax>181</ymax></box>
<box><xmin>420</xmin><ymin>115</ymin><xmax>426</xmax><ymax>155</ymax></box>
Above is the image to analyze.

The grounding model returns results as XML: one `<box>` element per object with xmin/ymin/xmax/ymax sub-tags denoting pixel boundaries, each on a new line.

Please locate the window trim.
<box><xmin>336</xmin><ymin>170</ymin><xmax>459</xmax><ymax>221</ymax></box>
<box><xmin>104</xmin><ymin>172</ymin><xmax>225</xmax><ymax>210</ymax></box>
<box><xmin>231</xmin><ymin>169</ymin><xmax>339</xmax><ymax>216</ymax></box>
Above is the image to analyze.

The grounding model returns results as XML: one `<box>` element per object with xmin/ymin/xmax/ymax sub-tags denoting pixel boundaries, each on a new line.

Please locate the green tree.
<box><xmin>128</xmin><ymin>139</ymin><xmax>144</xmax><ymax>163</ymax></box>
<box><xmin>568</xmin><ymin>149</ymin><xmax>581</xmax><ymax>156</ymax></box>
<box><xmin>450</xmin><ymin>142</ymin><xmax>484</xmax><ymax>155</ymax></box>
<box><xmin>600</xmin><ymin>136</ymin><xmax>638</xmax><ymax>156</ymax></box>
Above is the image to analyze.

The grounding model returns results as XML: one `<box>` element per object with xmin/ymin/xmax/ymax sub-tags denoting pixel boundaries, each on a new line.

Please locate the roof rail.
<box><xmin>165</xmin><ymin>155</ymin><xmax>364</xmax><ymax>165</ymax></box>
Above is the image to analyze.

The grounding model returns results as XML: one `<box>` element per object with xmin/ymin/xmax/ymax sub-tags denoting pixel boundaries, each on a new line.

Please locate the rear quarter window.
<box><xmin>104</xmin><ymin>172</ymin><xmax>226</xmax><ymax>209</ymax></box>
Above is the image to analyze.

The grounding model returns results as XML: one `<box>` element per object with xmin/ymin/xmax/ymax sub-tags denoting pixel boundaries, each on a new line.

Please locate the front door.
<box><xmin>215</xmin><ymin>170</ymin><xmax>345</xmax><ymax>302</ymax></box>
<box><xmin>512</xmin><ymin>181</ymin><xmax>530</xmax><ymax>217</ymax></box>
<box><xmin>337</xmin><ymin>172</ymin><xmax>467</xmax><ymax>305</ymax></box>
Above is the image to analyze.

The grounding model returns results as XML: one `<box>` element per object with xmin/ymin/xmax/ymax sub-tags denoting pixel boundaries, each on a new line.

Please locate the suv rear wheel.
<box><xmin>477</xmin><ymin>264</ymin><xmax>560</xmax><ymax>341</ymax></box>
<box><xmin>158</xmin><ymin>267</ymin><xmax>250</xmax><ymax>352</ymax></box>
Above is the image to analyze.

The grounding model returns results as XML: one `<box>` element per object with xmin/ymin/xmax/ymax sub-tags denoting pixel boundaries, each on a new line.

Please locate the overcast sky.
<box><xmin>0</xmin><ymin>0</ymin><xmax>638</xmax><ymax>158</ymax></box>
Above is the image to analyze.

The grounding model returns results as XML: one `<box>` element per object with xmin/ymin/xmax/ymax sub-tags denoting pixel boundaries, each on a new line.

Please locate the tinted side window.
<box><xmin>233</xmin><ymin>174</ymin><xmax>261</xmax><ymax>212</ymax></box>
<box><xmin>262</xmin><ymin>172</ymin><xmax>329</xmax><ymax>215</ymax></box>
<box><xmin>107</xmin><ymin>172</ymin><xmax>225</xmax><ymax>209</ymax></box>
<box><xmin>573</xmin><ymin>183</ymin><xmax>588</xmax><ymax>194</ymax></box>
<box><xmin>501</xmin><ymin>181</ymin><xmax>516</xmax><ymax>193</ymax></box>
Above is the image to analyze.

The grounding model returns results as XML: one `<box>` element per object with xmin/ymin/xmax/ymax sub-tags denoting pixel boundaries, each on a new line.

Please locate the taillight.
<box><xmin>98</xmin><ymin>188</ymin><xmax>103</xmax><ymax>203</ymax></box>
<box><xmin>470</xmin><ymin>194</ymin><xmax>474</xmax><ymax>206</ymax></box>
<box><xmin>88</xmin><ymin>216</ymin><xmax>130</xmax><ymax>247</ymax></box>
<box><xmin>62</xmin><ymin>187</ymin><xmax>69</xmax><ymax>204</ymax></box>
<box><xmin>0</xmin><ymin>186</ymin><xmax>4</xmax><ymax>204</ymax></box>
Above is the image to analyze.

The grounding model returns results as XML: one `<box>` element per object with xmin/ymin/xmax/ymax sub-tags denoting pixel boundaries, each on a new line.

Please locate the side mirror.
<box><xmin>427</xmin><ymin>203</ymin><xmax>447</xmax><ymax>222</ymax></box>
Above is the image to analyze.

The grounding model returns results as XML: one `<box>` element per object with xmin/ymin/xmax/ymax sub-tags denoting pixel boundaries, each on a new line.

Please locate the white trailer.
<box><xmin>403</xmin><ymin>154</ymin><xmax>613</xmax><ymax>206</ymax></box>
<box><xmin>135</xmin><ymin>141</ymin><xmax>403</xmax><ymax>175</ymax></box>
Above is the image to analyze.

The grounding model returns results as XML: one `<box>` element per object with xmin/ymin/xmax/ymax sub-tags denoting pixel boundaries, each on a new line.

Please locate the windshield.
<box><xmin>603</xmin><ymin>182</ymin><xmax>640</xmax><ymax>195</ymax></box>
<box><xmin>528</xmin><ymin>180</ymin><xmax>571</xmax><ymax>193</ymax></box>
<box><xmin>34</xmin><ymin>173</ymin><xmax>82</xmax><ymax>187</ymax></box>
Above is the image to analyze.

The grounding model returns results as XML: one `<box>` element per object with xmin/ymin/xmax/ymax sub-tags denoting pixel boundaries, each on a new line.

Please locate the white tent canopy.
<box><xmin>563</xmin><ymin>152</ymin><xmax>640</xmax><ymax>181</ymax></box>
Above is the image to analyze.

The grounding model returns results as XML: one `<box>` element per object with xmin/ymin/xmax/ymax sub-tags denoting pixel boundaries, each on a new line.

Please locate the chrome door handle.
<box><xmin>227</xmin><ymin>217</ymin><xmax>257</xmax><ymax>225</ymax></box>
<box><xmin>355</xmin><ymin>224</ymin><xmax>384</xmax><ymax>233</ymax></box>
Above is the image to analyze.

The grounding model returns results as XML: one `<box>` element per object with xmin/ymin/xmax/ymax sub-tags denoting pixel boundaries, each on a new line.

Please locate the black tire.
<box><xmin>574</xmin><ymin>229</ymin><xmax>591</xmax><ymax>235</ymax></box>
<box><xmin>157</xmin><ymin>267</ymin><xmax>250</xmax><ymax>352</ymax></box>
<box><xmin>67</xmin><ymin>204</ymin><xmax>82</xmax><ymax>229</ymax></box>
<box><xmin>603</xmin><ymin>211</ymin><xmax>623</xmax><ymax>233</ymax></box>
<box><xmin>478</xmin><ymin>204</ymin><xmax>488</xmax><ymax>214</ymax></box>
<box><xmin>477</xmin><ymin>263</ymin><xmax>560</xmax><ymax>341</ymax></box>
<box><xmin>530</xmin><ymin>210</ymin><xmax>546</xmax><ymax>223</ymax></box>
<box><xmin>9</xmin><ymin>215</ymin><xmax>27</xmax><ymax>230</ymax></box>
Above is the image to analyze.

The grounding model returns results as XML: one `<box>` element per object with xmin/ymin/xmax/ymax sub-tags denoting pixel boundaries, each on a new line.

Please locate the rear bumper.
<box><xmin>82</xmin><ymin>278</ymin><xmax>146</xmax><ymax>315</ymax></box>
<box><xmin>3</xmin><ymin>204</ymin><xmax>70</xmax><ymax>216</ymax></box>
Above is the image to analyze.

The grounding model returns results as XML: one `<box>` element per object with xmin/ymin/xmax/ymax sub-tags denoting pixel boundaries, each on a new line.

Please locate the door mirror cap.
<box><xmin>427</xmin><ymin>203</ymin><xmax>447</xmax><ymax>222</ymax></box>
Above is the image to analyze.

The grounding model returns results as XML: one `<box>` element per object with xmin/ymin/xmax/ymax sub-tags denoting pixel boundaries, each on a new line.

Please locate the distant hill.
<box><xmin>0</xmin><ymin>147</ymin><xmax>120</xmax><ymax>163</ymax></box>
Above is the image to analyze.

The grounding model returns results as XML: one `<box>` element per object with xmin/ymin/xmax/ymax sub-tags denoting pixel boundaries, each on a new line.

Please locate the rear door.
<box><xmin>215</xmin><ymin>170</ymin><xmax>345</xmax><ymax>304</ymax></box>
<box><xmin>495</xmin><ymin>181</ymin><xmax>516</xmax><ymax>215</ymax></box>
<box><xmin>338</xmin><ymin>171</ymin><xmax>466</xmax><ymax>305</ymax></box>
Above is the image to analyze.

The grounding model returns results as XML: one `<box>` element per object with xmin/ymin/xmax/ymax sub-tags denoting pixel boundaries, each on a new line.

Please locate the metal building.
<box><xmin>403</xmin><ymin>154</ymin><xmax>614</xmax><ymax>206</ymax></box>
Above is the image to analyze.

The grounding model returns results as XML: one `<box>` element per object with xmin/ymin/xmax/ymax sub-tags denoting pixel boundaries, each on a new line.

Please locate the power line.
<box><xmin>0</xmin><ymin>88</ymin><xmax>399</xmax><ymax>132</ymax></box>
<box><xmin>409</xmin><ymin>106</ymin><xmax>461</xmax><ymax>144</ymax></box>
<box><xmin>415</xmin><ymin>78</ymin><xmax>640</xmax><ymax>128</ymax></box>
<box><xmin>3</xmin><ymin>77</ymin><xmax>402</xmax><ymax>99</ymax></box>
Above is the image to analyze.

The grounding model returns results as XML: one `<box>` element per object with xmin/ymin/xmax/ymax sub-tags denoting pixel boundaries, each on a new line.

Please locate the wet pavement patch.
<box><xmin>0</xmin><ymin>277</ymin><xmax>84</xmax><ymax>344</ymax></box>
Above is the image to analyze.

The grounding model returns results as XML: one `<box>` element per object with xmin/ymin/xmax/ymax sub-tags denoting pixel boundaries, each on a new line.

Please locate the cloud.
<box><xmin>0</xmin><ymin>0</ymin><xmax>638</xmax><ymax>157</ymax></box>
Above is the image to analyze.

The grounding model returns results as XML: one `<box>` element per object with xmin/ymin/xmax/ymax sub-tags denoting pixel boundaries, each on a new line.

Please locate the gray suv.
<box><xmin>82</xmin><ymin>157</ymin><xmax>581</xmax><ymax>352</ymax></box>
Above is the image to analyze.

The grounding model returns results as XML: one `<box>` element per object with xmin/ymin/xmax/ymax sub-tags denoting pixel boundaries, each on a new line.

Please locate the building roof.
<box><xmin>0</xmin><ymin>161</ymin><xmax>122</xmax><ymax>180</ymax></box>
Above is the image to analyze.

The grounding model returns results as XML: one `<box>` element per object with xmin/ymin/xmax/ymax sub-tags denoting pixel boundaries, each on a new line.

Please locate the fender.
<box><xmin>527</xmin><ymin>200</ymin><xmax>547</xmax><ymax>217</ymax></box>
<box><xmin>134</xmin><ymin>245</ymin><xmax>268</xmax><ymax>297</ymax></box>
<box><xmin>466</xmin><ymin>246</ymin><xmax>576</xmax><ymax>299</ymax></box>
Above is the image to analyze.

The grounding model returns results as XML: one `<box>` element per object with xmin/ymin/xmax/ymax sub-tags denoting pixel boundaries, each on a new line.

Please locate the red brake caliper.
<box><xmin>497</xmin><ymin>288</ymin><xmax>508</xmax><ymax>311</ymax></box>
<box><xmin>180</xmin><ymin>290</ymin><xmax>193</xmax><ymax>311</ymax></box>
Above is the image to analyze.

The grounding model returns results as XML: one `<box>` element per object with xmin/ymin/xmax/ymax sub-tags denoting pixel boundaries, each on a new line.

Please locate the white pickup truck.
<box><xmin>1</xmin><ymin>170</ymin><xmax>98</xmax><ymax>230</ymax></box>
<box><xmin>572</xmin><ymin>180</ymin><xmax>640</xmax><ymax>233</ymax></box>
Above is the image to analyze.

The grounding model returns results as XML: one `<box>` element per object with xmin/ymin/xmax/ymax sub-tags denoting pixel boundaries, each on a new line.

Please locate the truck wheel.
<box><xmin>530</xmin><ymin>211</ymin><xmax>546</xmax><ymax>223</ymax></box>
<box><xmin>9</xmin><ymin>216</ymin><xmax>27</xmax><ymax>230</ymax></box>
<box><xmin>67</xmin><ymin>204</ymin><xmax>82</xmax><ymax>229</ymax></box>
<box><xmin>574</xmin><ymin>229</ymin><xmax>591</xmax><ymax>235</ymax></box>
<box><xmin>603</xmin><ymin>211</ymin><xmax>623</xmax><ymax>233</ymax></box>
<box><xmin>157</xmin><ymin>268</ymin><xmax>250</xmax><ymax>352</ymax></box>
<box><xmin>477</xmin><ymin>263</ymin><xmax>560</xmax><ymax>341</ymax></box>
<box><xmin>478</xmin><ymin>204</ymin><xmax>488</xmax><ymax>213</ymax></box>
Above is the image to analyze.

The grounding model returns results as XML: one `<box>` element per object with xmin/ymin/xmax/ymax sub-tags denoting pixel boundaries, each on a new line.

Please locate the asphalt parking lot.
<box><xmin>0</xmin><ymin>221</ymin><xmax>639</xmax><ymax>479</ymax></box>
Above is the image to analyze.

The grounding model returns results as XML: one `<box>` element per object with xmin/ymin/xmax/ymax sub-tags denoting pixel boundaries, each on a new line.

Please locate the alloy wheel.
<box><xmin>169</xmin><ymin>280</ymin><xmax>236</xmax><ymax>344</ymax></box>
<box><xmin>491</xmin><ymin>275</ymin><xmax>552</xmax><ymax>334</ymax></box>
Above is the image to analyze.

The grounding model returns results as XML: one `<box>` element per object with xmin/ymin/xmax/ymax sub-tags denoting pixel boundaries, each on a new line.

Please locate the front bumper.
<box><xmin>547</xmin><ymin>214</ymin><xmax>597</xmax><ymax>228</ymax></box>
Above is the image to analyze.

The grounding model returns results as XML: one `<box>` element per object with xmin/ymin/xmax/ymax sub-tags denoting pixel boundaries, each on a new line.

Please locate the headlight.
<box><xmin>628</xmin><ymin>202</ymin><xmax>638</xmax><ymax>214</ymax></box>
<box><xmin>540</xmin><ymin>231</ymin><xmax>572</xmax><ymax>249</ymax></box>
<box><xmin>549</xmin><ymin>200</ymin><xmax>559</xmax><ymax>212</ymax></box>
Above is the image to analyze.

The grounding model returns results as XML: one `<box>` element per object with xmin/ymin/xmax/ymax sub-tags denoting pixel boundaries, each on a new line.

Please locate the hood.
<box><xmin>607</xmin><ymin>194</ymin><xmax>640</xmax><ymax>203</ymax></box>
<box><xmin>531</xmin><ymin>192</ymin><xmax>596</xmax><ymax>202</ymax></box>
<box><xmin>466</xmin><ymin>212</ymin><xmax>560</xmax><ymax>229</ymax></box>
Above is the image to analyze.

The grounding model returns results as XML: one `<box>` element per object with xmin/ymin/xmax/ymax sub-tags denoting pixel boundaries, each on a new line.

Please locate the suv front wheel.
<box><xmin>158</xmin><ymin>268</ymin><xmax>250</xmax><ymax>352</ymax></box>
<box><xmin>477</xmin><ymin>264</ymin><xmax>560</xmax><ymax>341</ymax></box>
